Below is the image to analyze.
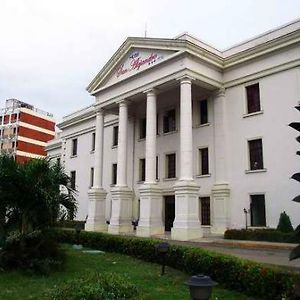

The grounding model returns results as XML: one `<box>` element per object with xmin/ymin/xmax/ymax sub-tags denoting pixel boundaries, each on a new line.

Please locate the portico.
<box><xmin>85</xmin><ymin>35</ymin><xmax>230</xmax><ymax>241</ymax></box>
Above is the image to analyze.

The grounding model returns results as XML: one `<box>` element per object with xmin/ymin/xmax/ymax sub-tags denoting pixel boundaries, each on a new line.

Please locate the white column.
<box><xmin>179</xmin><ymin>77</ymin><xmax>194</xmax><ymax>180</ymax></box>
<box><xmin>109</xmin><ymin>100</ymin><xmax>133</xmax><ymax>234</ymax></box>
<box><xmin>172</xmin><ymin>76</ymin><xmax>202</xmax><ymax>241</ymax></box>
<box><xmin>145</xmin><ymin>90</ymin><xmax>157</xmax><ymax>184</ymax></box>
<box><xmin>85</xmin><ymin>107</ymin><xmax>107</xmax><ymax>232</ymax></box>
<box><xmin>211</xmin><ymin>88</ymin><xmax>230</xmax><ymax>234</ymax></box>
<box><xmin>137</xmin><ymin>89</ymin><xmax>164</xmax><ymax>237</ymax></box>
<box><xmin>116</xmin><ymin>100</ymin><xmax>128</xmax><ymax>187</ymax></box>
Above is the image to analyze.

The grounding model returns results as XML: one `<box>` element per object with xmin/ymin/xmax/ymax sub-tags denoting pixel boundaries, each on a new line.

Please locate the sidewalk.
<box><xmin>153</xmin><ymin>234</ymin><xmax>300</xmax><ymax>272</ymax></box>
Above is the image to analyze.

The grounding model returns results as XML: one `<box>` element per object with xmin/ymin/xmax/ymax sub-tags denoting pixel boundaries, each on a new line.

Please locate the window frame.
<box><xmin>90</xmin><ymin>167</ymin><xmax>94</xmax><ymax>188</ymax></box>
<box><xmin>198</xmin><ymin>147</ymin><xmax>210</xmax><ymax>176</ymax></box>
<box><xmin>247</xmin><ymin>138</ymin><xmax>264</xmax><ymax>171</ymax></box>
<box><xmin>199</xmin><ymin>99</ymin><xmax>208</xmax><ymax>125</ymax></box>
<box><xmin>70</xmin><ymin>170</ymin><xmax>76</xmax><ymax>190</ymax></box>
<box><xmin>91</xmin><ymin>132</ymin><xmax>96</xmax><ymax>152</ymax></box>
<box><xmin>139</xmin><ymin>117</ymin><xmax>146</xmax><ymax>140</ymax></box>
<box><xmin>163</xmin><ymin>108</ymin><xmax>177</xmax><ymax>134</ymax></box>
<box><xmin>71</xmin><ymin>138</ymin><xmax>78</xmax><ymax>157</ymax></box>
<box><xmin>250</xmin><ymin>193</ymin><xmax>266</xmax><ymax>227</ymax></box>
<box><xmin>138</xmin><ymin>158</ymin><xmax>146</xmax><ymax>182</ymax></box>
<box><xmin>112</xmin><ymin>125</ymin><xmax>119</xmax><ymax>147</ymax></box>
<box><xmin>244</xmin><ymin>82</ymin><xmax>263</xmax><ymax>116</ymax></box>
<box><xmin>165</xmin><ymin>152</ymin><xmax>176</xmax><ymax>179</ymax></box>
<box><xmin>112</xmin><ymin>163</ymin><xmax>117</xmax><ymax>185</ymax></box>
<box><xmin>200</xmin><ymin>196</ymin><xmax>211</xmax><ymax>226</ymax></box>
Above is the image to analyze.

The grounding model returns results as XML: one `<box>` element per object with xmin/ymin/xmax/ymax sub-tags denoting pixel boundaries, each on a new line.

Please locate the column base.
<box><xmin>108</xmin><ymin>186</ymin><xmax>133</xmax><ymax>235</ymax></box>
<box><xmin>171</xmin><ymin>180</ymin><xmax>203</xmax><ymax>241</ymax></box>
<box><xmin>85</xmin><ymin>187</ymin><xmax>107</xmax><ymax>232</ymax></box>
<box><xmin>211</xmin><ymin>183</ymin><xmax>230</xmax><ymax>235</ymax></box>
<box><xmin>136</xmin><ymin>184</ymin><xmax>164</xmax><ymax>237</ymax></box>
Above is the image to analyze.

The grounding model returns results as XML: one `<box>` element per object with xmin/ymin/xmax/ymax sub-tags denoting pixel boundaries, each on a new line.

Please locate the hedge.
<box><xmin>224</xmin><ymin>229</ymin><xmax>300</xmax><ymax>244</ymax></box>
<box><xmin>54</xmin><ymin>220</ymin><xmax>86</xmax><ymax>230</ymax></box>
<box><xmin>54</xmin><ymin>229</ymin><xmax>297</xmax><ymax>300</ymax></box>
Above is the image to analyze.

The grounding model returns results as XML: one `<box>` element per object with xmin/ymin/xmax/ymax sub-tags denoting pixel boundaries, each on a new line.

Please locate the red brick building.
<box><xmin>0</xmin><ymin>99</ymin><xmax>55</xmax><ymax>163</ymax></box>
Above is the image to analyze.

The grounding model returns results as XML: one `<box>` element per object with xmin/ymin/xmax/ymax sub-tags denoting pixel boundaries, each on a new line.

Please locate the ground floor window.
<box><xmin>200</xmin><ymin>197</ymin><xmax>210</xmax><ymax>225</ymax></box>
<box><xmin>250</xmin><ymin>194</ymin><xmax>266</xmax><ymax>226</ymax></box>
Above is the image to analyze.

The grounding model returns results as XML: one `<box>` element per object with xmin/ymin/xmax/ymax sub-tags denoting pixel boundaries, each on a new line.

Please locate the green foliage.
<box><xmin>277</xmin><ymin>212</ymin><xmax>294</xmax><ymax>233</ymax></box>
<box><xmin>0</xmin><ymin>155</ymin><xmax>77</xmax><ymax>239</ymax></box>
<box><xmin>55</xmin><ymin>220</ymin><xmax>86</xmax><ymax>230</ymax></box>
<box><xmin>48</xmin><ymin>272</ymin><xmax>139</xmax><ymax>300</ymax></box>
<box><xmin>224</xmin><ymin>229</ymin><xmax>299</xmax><ymax>243</ymax></box>
<box><xmin>54</xmin><ymin>229</ymin><xmax>297</xmax><ymax>300</ymax></box>
<box><xmin>0</xmin><ymin>230</ymin><xmax>64</xmax><ymax>275</ymax></box>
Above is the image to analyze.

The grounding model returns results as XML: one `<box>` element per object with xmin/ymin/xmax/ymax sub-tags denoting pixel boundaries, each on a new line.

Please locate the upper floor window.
<box><xmin>139</xmin><ymin>158</ymin><xmax>146</xmax><ymax>182</ymax></box>
<box><xmin>139</xmin><ymin>118</ymin><xmax>146</xmax><ymax>140</ymax></box>
<box><xmin>166</xmin><ymin>153</ymin><xmax>176</xmax><ymax>179</ymax></box>
<box><xmin>199</xmin><ymin>99</ymin><xmax>208</xmax><ymax>125</ymax></box>
<box><xmin>246</xmin><ymin>83</ymin><xmax>261</xmax><ymax>114</ymax></box>
<box><xmin>72</xmin><ymin>138</ymin><xmax>78</xmax><ymax>156</ymax></box>
<box><xmin>112</xmin><ymin>163</ymin><xmax>117</xmax><ymax>185</ymax></box>
<box><xmin>199</xmin><ymin>148</ymin><xmax>209</xmax><ymax>175</ymax></box>
<box><xmin>91</xmin><ymin>132</ymin><xmax>96</xmax><ymax>151</ymax></box>
<box><xmin>163</xmin><ymin>109</ymin><xmax>176</xmax><ymax>133</ymax></box>
<box><xmin>200</xmin><ymin>197</ymin><xmax>211</xmax><ymax>225</ymax></box>
<box><xmin>90</xmin><ymin>167</ymin><xmax>94</xmax><ymax>187</ymax></box>
<box><xmin>248</xmin><ymin>138</ymin><xmax>264</xmax><ymax>170</ymax></box>
<box><xmin>112</xmin><ymin>126</ymin><xmax>119</xmax><ymax>147</ymax></box>
<box><xmin>250</xmin><ymin>194</ymin><xmax>266</xmax><ymax>227</ymax></box>
<box><xmin>70</xmin><ymin>171</ymin><xmax>76</xmax><ymax>190</ymax></box>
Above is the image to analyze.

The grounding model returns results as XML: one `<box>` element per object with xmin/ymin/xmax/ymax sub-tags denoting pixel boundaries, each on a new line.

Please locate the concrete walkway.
<box><xmin>153</xmin><ymin>234</ymin><xmax>300</xmax><ymax>272</ymax></box>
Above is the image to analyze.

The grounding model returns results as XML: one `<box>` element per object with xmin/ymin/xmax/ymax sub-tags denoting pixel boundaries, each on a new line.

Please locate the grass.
<box><xmin>0</xmin><ymin>245</ymin><xmax>254</xmax><ymax>300</ymax></box>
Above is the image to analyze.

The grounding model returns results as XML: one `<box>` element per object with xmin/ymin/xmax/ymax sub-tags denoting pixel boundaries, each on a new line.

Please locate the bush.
<box><xmin>48</xmin><ymin>272</ymin><xmax>139</xmax><ymax>300</ymax></box>
<box><xmin>224</xmin><ymin>228</ymin><xmax>299</xmax><ymax>243</ymax></box>
<box><xmin>0</xmin><ymin>230</ymin><xmax>64</xmax><ymax>275</ymax></box>
<box><xmin>277</xmin><ymin>211</ymin><xmax>294</xmax><ymax>233</ymax></box>
<box><xmin>55</xmin><ymin>220</ymin><xmax>86</xmax><ymax>230</ymax></box>
<box><xmin>54</xmin><ymin>229</ymin><xmax>297</xmax><ymax>300</ymax></box>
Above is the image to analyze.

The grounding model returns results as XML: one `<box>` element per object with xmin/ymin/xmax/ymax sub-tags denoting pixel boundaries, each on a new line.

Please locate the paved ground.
<box><xmin>153</xmin><ymin>234</ymin><xmax>300</xmax><ymax>272</ymax></box>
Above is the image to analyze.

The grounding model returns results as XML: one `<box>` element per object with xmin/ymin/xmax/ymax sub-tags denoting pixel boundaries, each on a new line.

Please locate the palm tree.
<box><xmin>0</xmin><ymin>155</ymin><xmax>77</xmax><ymax>238</ymax></box>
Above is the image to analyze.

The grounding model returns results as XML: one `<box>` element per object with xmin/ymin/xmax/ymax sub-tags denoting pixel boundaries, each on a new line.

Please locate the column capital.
<box><xmin>116</xmin><ymin>99</ymin><xmax>130</xmax><ymax>107</ymax></box>
<box><xmin>94</xmin><ymin>106</ymin><xmax>104</xmax><ymax>115</ymax></box>
<box><xmin>178</xmin><ymin>75</ymin><xmax>195</xmax><ymax>85</ymax></box>
<box><xmin>143</xmin><ymin>88</ymin><xmax>157</xmax><ymax>96</ymax></box>
<box><xmin>214</xmin><ymin>88</ymin><xmax>226</xmax><ymax>98</ymax></box>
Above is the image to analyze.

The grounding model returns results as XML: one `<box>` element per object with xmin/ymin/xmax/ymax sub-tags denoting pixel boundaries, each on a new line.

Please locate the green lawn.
<box><xmin>0</xmin><ymin>245</ymin><xmax>254</xmax><ymax>300</ymax></box>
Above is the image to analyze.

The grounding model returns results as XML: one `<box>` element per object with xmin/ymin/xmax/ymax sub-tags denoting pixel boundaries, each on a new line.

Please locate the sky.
<box><xmin>1</xmin><ymin>0</ymin><xmax>300</xmax><ymax>123</ymax></box>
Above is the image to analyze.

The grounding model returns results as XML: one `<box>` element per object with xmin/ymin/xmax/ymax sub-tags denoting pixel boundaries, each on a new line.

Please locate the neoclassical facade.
<box><xmin>46</xmin><ymin>19</ymin><xmax>300</xmax><ymax>240</ymax></box>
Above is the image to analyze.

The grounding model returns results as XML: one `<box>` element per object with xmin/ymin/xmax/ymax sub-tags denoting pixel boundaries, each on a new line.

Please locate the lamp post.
<box><xmin>156</xmin><ymin>242</ymin><xmax>169</xmax><ymax>276</ymax></box>
<box><xmin>243</xmin><ymin>208</ymin><xmax>249</xmax><ymax>230</ymax></box>
<box><xmin>185</xmin><ymin>275</ymin><xmax>217</xmax><ymax>300</ymax></box>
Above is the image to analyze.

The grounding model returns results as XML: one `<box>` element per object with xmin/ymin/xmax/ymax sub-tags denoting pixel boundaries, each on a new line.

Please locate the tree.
<box><xmin>277</xmin><ymin>211</ymin><xmax>293</xmax><ymax>233</ymax></box>
<box><xmin>0</xmin><ymin>155</ymin><xmax>77</xmax><ymax>238</ymax></box>
<box><xmin>289</xmin><ymin>105</ymin><xmax>300</xmax><ymax>260</ymax></box>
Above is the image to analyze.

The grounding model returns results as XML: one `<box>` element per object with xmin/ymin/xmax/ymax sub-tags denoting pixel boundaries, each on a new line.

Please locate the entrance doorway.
<box><xmin>164</xmin><ymin>196</ymin><xmax>175</xmax><ymax>231</ymax></box>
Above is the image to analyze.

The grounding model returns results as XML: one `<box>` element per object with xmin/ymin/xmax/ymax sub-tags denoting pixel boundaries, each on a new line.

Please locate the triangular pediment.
<box><xmin>87</xmin><ymin>38</ymin><xmax>186</xmax><ymax>94</ymax></box>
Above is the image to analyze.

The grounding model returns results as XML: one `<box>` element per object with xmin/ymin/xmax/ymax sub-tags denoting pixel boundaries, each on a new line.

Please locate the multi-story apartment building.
<box><xmin>46</xmin><ymin>19</ymin><xmax>300</xmax><ymax>241</ymax></box>
<box><xmin>0</xmin><ymin>99</ymin><xmax>55</xmax><ymax>163</ymax></box>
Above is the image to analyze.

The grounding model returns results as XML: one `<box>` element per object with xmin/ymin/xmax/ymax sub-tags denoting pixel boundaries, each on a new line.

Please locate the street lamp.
<box><xmin>243</xmin><ymin>208</ymin><xmax>249</xmax><ymax>230</ymax></box>
<box><xmin>156</xmin><ymin>242</ymin><xmax>169</xmax><ymax>275</ymax></box>
<box><xmin>185</xmin><ymin>274</ymin><xmax>217</xmax><ymax>300</ymax></box>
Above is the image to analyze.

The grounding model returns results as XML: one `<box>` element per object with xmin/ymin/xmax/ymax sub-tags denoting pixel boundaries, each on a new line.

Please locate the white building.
<box><xmin>46</xmin><ymin>19</ymin><xmax>300</xmax><ymax>241</ymax></box>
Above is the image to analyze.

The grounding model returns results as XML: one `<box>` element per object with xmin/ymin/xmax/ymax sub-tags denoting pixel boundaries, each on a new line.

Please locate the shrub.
<box><xmin>0</xmin><ymin>230</ymin><xmax>64</xmax><ymax>275</ymax></box>
<box><xmin>48</xmin><ymin>272</ymin><xmax>139</xmax><ymax>300</ymax></box>
<box><xmin>54</xmin><ymin>220</ymin><xmax>86</xmax><ymax>230</ymax></box>
<box><xmin>224</xmin><ymin>228</ymin><xmax>299</xmax><ymax>243</ymax></box>
<box><xmin>277</xmin><ymin>211</ymin><xmax>294</xmax><ymax>233</ymax></box>
<box><xmin>54</xmin><ymin>229</ymin><xmax>297</xmax><ymax>300</ymax></box>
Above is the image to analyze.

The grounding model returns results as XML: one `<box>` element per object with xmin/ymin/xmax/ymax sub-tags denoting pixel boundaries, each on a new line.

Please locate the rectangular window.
<box><xmin>139</xmin><ymin>158</ymin><xmax>145</xmax><ymax>181</ymax></box>
<box><xmin>139</xmin><ymin>118</ymin><xmax>146</xmax><ymax>139</ymax></box>
<box><xmin>163</xmin><ymin>109</ymin><xmax>176</xmax><ymax>133</ymax></box>
<box><xmin>199</xmin><ymin>148</ymin><xmax>209</xmax><ymax>175</ymax></box>
<box><xmin>246</xmin><ymin>83</ymin><xmax>261</xmax><ymax>114</ymax></box>
<box><xmin>250</xmin><ymin>194</ymin><xmax>266</xmax><ymax>226</ymax></box>
<box><xmin>200</xmin><ymin>100</ymin><xmax>208</xmax><ymax>124</ymax></box>
<box><xmin>166</xmin><ymin>153</ymin><xmax>176</xmax><ymax>178</ymax></box>
<box><xmin>156</xmin><ymin>156</ymin><xmax>159</xmax><ymax>180</ymax></box>
<box><xmin>112</xmin><ymin>163</ymin><xmax>117</xmax><ymax>185</ymax></box>
<box><xmin>72</xmin><ymin>138</ymin><xmax>78</xmax><ymax>156</ymax></box>
<box><xmin>248</xmin><ymin>139</ymin><xmax>264</xmax><ymax>170</ymax></box>
<box><xmin>113</xmin><ymin>126</ymin><xmax>119</xmax><ymax>146</ymax></box>
<box><xmin>70</xmin><ymin>171</ymin><xmax>76</xmax><ymax>190</ymax></box>
<box><xmin>90</xmin><ymin>167</ymin><xmax>94</xmax><ymax>187</ymax></box>
<box><xmin>200</xmin><ymin>197</ymin><xmax>211</xmax><ymax>225</ymax></box>
<box><xmin>91</xmin><ymin>132</ymin><xmax>96</xmax><ymax>151</ymax></box>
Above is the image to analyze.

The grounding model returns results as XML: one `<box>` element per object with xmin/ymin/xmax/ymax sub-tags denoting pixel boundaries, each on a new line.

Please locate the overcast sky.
<box><xmin>1</xmin><ymin>0</ymin><xmax>300</xmax><ymax>123</ymax></box>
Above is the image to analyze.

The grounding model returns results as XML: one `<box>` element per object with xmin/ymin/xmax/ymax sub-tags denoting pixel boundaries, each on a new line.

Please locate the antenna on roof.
<box><xmin>144</xmin><ymin>23</ymin><xmax>147</xmax><ymax>38</ymax></box>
